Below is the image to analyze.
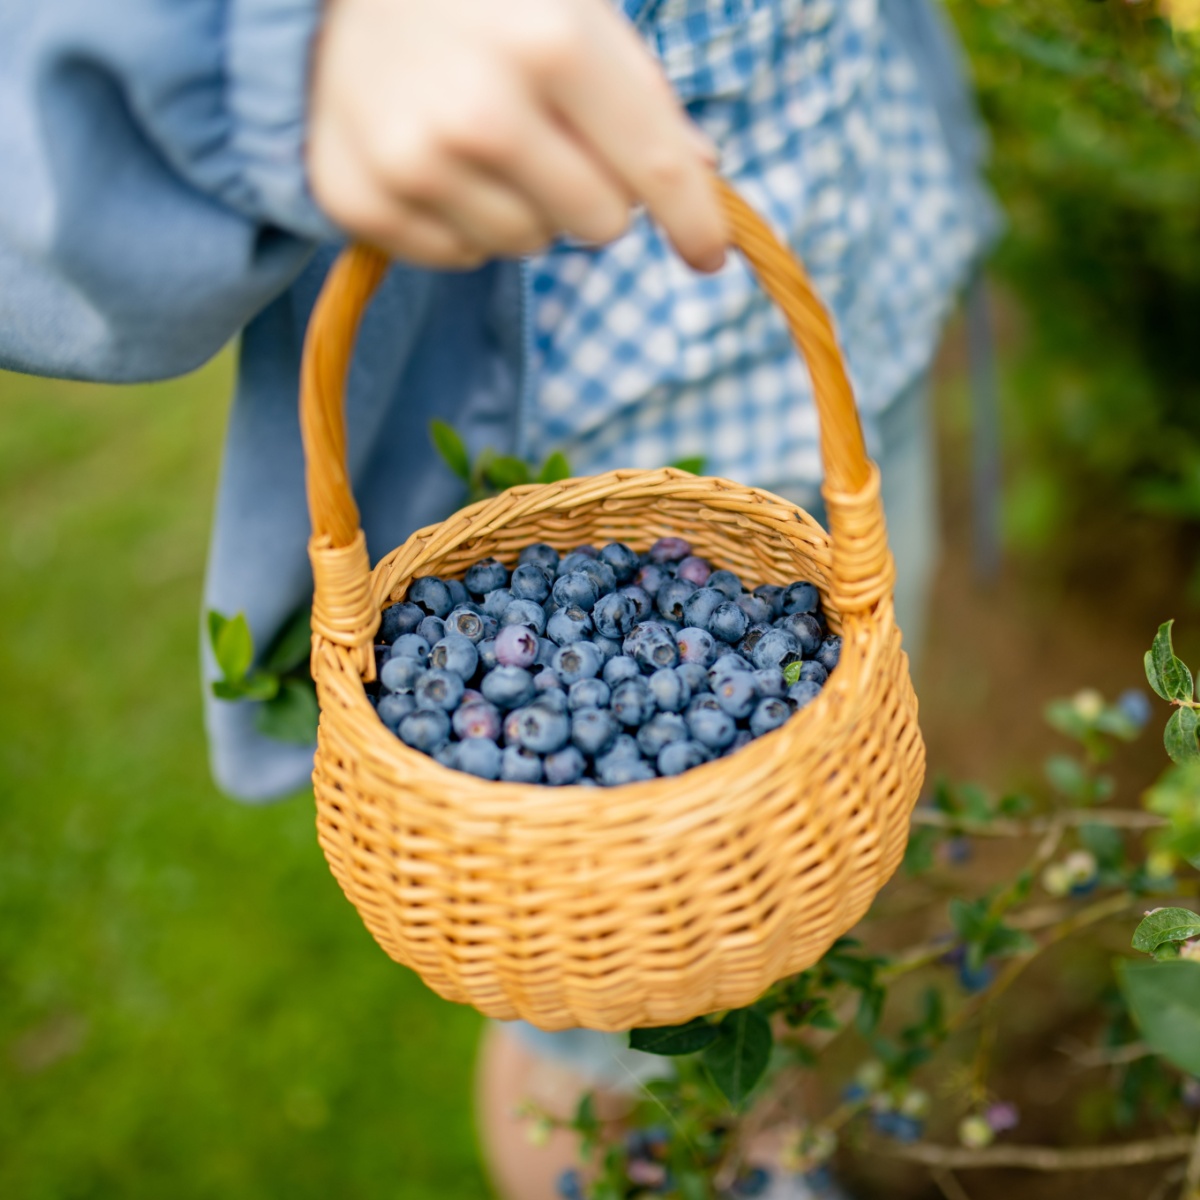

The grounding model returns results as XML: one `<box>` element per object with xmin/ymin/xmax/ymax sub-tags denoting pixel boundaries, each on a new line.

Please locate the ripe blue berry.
<box><xmin>724</xmin><ymin>729</ymin><xmax>754</xmax><ymax>756</ymax></box>
<box><xmin>417</xmin><ymin>616</ymin><xmax>446</xmax><ymax>646</ymax></box>
<box><xmin>477</xmin><ymin>638</ymin><xmax>498</xmax><ymax>672</ymax></box>
<box><xmin>571</xmin><ymin>707</ymin><xmax>618</xmax><ymax>757</ymax></box>
<box><xmin>501</xmin><ymin>744</ymin><xmax>543</xmax><ymax>783</ymax></box>
<box><xmin>399</xmin><ymin>708</ymin><xmax>450</xmax><ymax>753</ymax></box>
<box><xmin>376</xmin><ymin>692</ymin><xmax>416</xmax><ymax>730</ymax></box>
<box><xmin>657</xmin><ymin>740</ymin><xmax>711</xmax><ymax>776</ymax></box>
<box><xmin>430</xmin><ymin>633</ymin><xmax>479</xmax><ymax>679</ymax></box>
<box><xmin>547</xmin><ymin>606</ymin><xmax>593</xmax><ymax>646</ymax></box>
<box><xmin>533</xmin><ymin>687</ymin><xmax>569</xmax><ymax>715</ymax></box>
<box><xmin>509</xmin><ymin>562</ymin><xmax>552</xmax><ymax>603</ymax></box>
<box><xmin>433</xmin><ymin>741</ymin><xmax>458</xmax><ymax>769</ymax></box>
<box><xmin>738</xmin><ymin>623</ymin><xmax>772</xmax><ymax>659</ymax></box>
<box><xmin>518</xmin><ymin>542</ymin><xmax>559</xmax><ymax>572</ymax></box>
<box><xmin>599</xmin><ymin>758</ymin><xmax>656</xmax><ymax>786</ymax></box>
<box><xmin>379</xmin><ymin>601</ymin><xmax>424</xmax><ymax>642</ymax></box>
<box><xmin>706</xmin><ymin>569</ymin><xmax>743</xmax><ymax>600</ymax></box>
<box><xmin>390</xmin><ymin>633</ymin><xmax>430</xmax><ymax>663</ymax></box>
<box><xmin>453</xmin><ymin>700</ymin><xmax>502</xmax><ymax>741</ymax></box>
<box><xmin>648</xmin><ymin>667</ymin><xmax>691</xmax><ymax>713</ymax></box>
<box><xmin>637</xmin><ymin>712</ymin><xmax>688</xmax><ymax>758</ymax></box>
<box><xmin>592</xmin><ymin>635</ymin><xmax>621</xmax><ymax>664</ymax></box>
<box><xmin>500</xmin><ymin>598</ymin><xmax>547</xmax><ymax>635</ymax></box>
<box><xmin>776</xmin><ymin>612</ymin><xmax>822</xmax><ymax>657</ymax></box>
<box><xmin>494</xmin><ymin>624</ymin><xmax>539</xmax><ymax>668</ymax></box>
<box><xmin>481</xmin><ymin>588</ymin><xmax>514</xmax><ymax>619</ymax></box>
<box><xmin>456</xmin><ymin>737</ymin><xmax>502</xmax><ymax>780</ymax></box>
<box><xmin>749</xmin><ymin>697</ymin><xmax>791</xmax><ymax>736</ymax></box>
<box><xmin>634</xmin><ymin>562</ymin><xmax>670</xmax><ymax>598</ymax></box>
<box><xmin>628</xmin><ymin>624</ymin><xmax>680</xmax><ymax>672</ymax></box>
<box><xmin>753</xmin><ymin>667</ymin><xmax>786</xmax><ymax>698</ymax></box>
<box><xmin>686</xmin><ymin>704</ymin><xmax>737</xmax><ymax>750</ymax></box>
<box><xmin>709</xmin><ymin>601</ymin><xmax>749</xmax><ymax>645</ymax></box>
<box><xmin>782</xmin><ymin>580</ymin><xmax>820</xmax><ymax>614</ymax></box>
<box><xmin>408</xmin><ymin>576</ymin><xmax>453</xmax><ymax>618</ymax></box>
<box><xmin>445</xmin><ymin>605</ymin><xmax>486</xmax><ymax>643</ymax></box>
<box><xmin>445</xmin><ymin>578</ymin><xmax>469</xmax><ymax>608</ymax></box>
<box><xmin>816</xmin><ymin>635</ymin><xmax>842</xmax><ymax>673</ymax></box>
<box><xmin>534</xmin><ymin>667</ymin><xmax>564</xmax><ymax>694</ymax></box>
<box><xmin>677</xmin><ymin>555</ymin><xmax>712</xmax><ymax>586</ymax></box>
<box><xmin>735</xmin><ymin>593</ymin><xmax>773</xmax><ymax>625</ymax></box>
<box><xmin>465</xmin><ymin>557</ymin><xmax>509</xmax><ymax>596</ymax></box>
<box><xmin>676</xmin><ymin>662</ymin><xmax>709</xmax><ymax>695</ymax></box>
<box><xmin>751</xmin><ymin>628</ymin><xmax>802</xmax><ymax>671</ymax></box>
<box><xmin>752</xmin><ymin>584</ymin><xmax>785</xmax><ymax>618</ymax></box>
<box><xmin>708</xmin><ymin>653</ymin><xmax>754</xmax><ymax>687</ymax></box>
<box><xmin>649</xmin><ymin>536</ymin><xmax>691</xmax><ymax>563</ymax></box>
<box><xmin>481</xmin><ymin>666</ymin><xmax>536</xmax><ymax>709</ymax></box>
<box><xmin>576</xmin><ymin>557</ymin><xmax>617</xmax><ymax>596</ymax></box>
<box><xmin>682</xmin><ymin>587</ymin><xmax>724</xmax><ymax>630</ymax></box>
<box><xmin>536</xmin><ymin>637</ymin><xmax>558</xmax><ymax>667</ymax></box>
<box><xmin>714</xmin><ymin>671</ymin><xmax>757</xmax><ymax>719</ymax></box>
<box><xmin>545</xmin><ymin>746</ymin><xmax>587</xmax><ymax>786</ymax></box>
<box><xmin>552</xmin><ymin>641</ymin><xmax>602</xmax><ymax>685</ymax></box>
<box><xmin>603</xmin><ymin>655</ymin><xmax>641</xmax><ymax>687</ymax></box>
<box><xmin>619</xmin><ymin>585</ymin><xmax>654</xmax><ymax>621</ymax></box>
<box><xmin>414</xmin><ymin>668</ymin><xmax>465</xmax><ymax>712</ymax></box>
<box><xmin>675</xmin><ymin>626</ymin><xmax>717</xmax><ymax>667</ymax></box>
<box><xmin>796</xmin><ymin>660</ymin><xmax>828</xmax><ymax>686</ymax></box>
<box><xmin>380</xmin><ymin>655</ymin><xmax>422</xmax><ymax>693</ymax></box>
<box><xmin>552</xmin><ymin>570</ymin><xmax>600</xmax><ymax>612</ymax></box>
<box><xmin>612</xmin><ymin>678</ymin><xmax>656</xmax><ymax>727</ymax></box>
<box><xmin>557</xmin><ymin>550</ymin><xmax>596</xmax><ymax>577</ymax></box>
<box><xmin>787</xmin><ymin>680</ymin><xmax>822</xmax><ymax>710</ymax></box>
<box><xmin>656</xmin><ymin>577</ymin><xmax>697</xmax><ymax>623</ymax></box>
<box><xmin>569</xmin><ymin>678</ymin><xmax>611</xmax><ymax>711</ymax></box>
<box><xmin>596</xmin><ymin>735</ymin><xmax>640</xmax><ymax>771</ymax></box>
<box><xmin>511</xmin><ymin>703</ymin><xmax>570</xmax><ymax>754</ymax></box>
<box><xmin>592</xmin><ymin>591</ymin><xmax>637</xmax><ymax>639</ymax></box>
<box><xmin>598</xmin><ymin>542</ymin><xmax>639</xmax><ymax>583</ymax></box>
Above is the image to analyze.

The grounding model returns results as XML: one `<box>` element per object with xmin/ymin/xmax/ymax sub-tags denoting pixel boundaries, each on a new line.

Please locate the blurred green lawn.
<box><xmin>0</xmin><ymin>359</ymin><xmax>489</xmax><ymax>1200</ymax></box>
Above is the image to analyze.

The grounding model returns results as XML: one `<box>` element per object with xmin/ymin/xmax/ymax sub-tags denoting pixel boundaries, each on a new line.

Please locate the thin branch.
<box><xmin>863</xmin><ymin>1134</ymin><xmax>1194</xmax><ymax>1172</ymax></box>
<box><xmin>911</xmin><ymin>809</ymin><xmax>1167</xmax><ymax>838</ymax></box>
<box><xmin>932</xmin><ymin>1168</ymin><xmax>973</xmax><ymax>1200</ymax></box>
<box><xmin>1056</xmin><ymin>1037</ymin><xmax>1151</xmax><ymax>1069</ymax></box>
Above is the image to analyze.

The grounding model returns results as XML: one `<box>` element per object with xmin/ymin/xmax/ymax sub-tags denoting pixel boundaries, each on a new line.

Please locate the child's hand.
<box><xmin>307</xmin><ymin>0</ymin><xmax>726</xmax><ymax>272</ymax></box>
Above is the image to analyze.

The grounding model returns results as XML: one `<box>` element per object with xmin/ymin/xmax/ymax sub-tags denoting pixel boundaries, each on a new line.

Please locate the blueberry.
<box><xmin>751</xmin><ymin>628</ymin><xmax>802</xmax><ymax>672</ymax></box>
<box><xmin>752</xmin><ymin>667</ymin><xmax>786</xmax><ymax>698</ymax></box>
<box><xmin>500</xmin><ymin>598</ymin><xmax>547</xmax><ymax>636</ymax></box>
<box><xmin>518</xmin><ymin>543</ymin><xmax>560</xmax><ymax>572</ymax></box>
<box><xmin>379</xmin><ymin>601</ymin><xmax>424</xmax><ymax>642</ymax></box>
<box><xmin>399</xmin><ymin>708</ymin><xmax>450</xmax><ymax>753</ymax></box>
<box><xmin>687</xmin><ymin>704</ymin><xmax>737</xmax><ymax>751</ymax></box>
<box><xmin>738</xmin><ymin>623</ymin><xmax>772</xmax><ymax>659</ymax></box>
<box><xmin>481</xmin><ymin>588</ymin><xmax>514</xmax><ymax>619</ymax></box>
<box><xmin>453</xmin><ymin>700</ymin><xmax>502</xmax><ymax>741</ymax></box>
<box><xmin>544</xmin><ymin>746</ymin><xmax>587</xmax><ymax>786</ymax></box>
<box><xmin>571</xmin><ymin>543</ymin><xmax>599</xmax><ymax>559</ymax></box>
<box><xmin>753</xmin><ymin>584</ymin><xmax>785</xmax><ymax>618</ymax></box>
<box><xmin>749</xmin><ymin>697</ymin><xmax>791</xmax><ymax>736</ymax></box>
<box><xmin>534</xmin><ymin>667</ymin><xmax>564</xmax><ymax>693</ymax></box>
<box><xmin>612</xmin><ymin>678</ymin><xmax>656</xmax><ymax>727</ymax></box>
<box><xmin>511</xmin><ymin>703</ymin><xmax>570</xmax><ymax>754</ymax></box>
<box><xmin>445</xmin><ymin>578</ymin><xmax>469</xmax><ymax>609</ymax></box>
<box><xmin>373</xmin><ymin>644</ymin><xmax>391</xmax><ymax>678</ymax></box>
<box><xmin>552</xmin><ymin>641</ymin><xmax>602</xmax><ymax>685</ymax></box>
<box><xmin>414</xmin><ymin>668</ymin><xmax>465</xmax><ymax>712</ymax></box>
<box><xmin>460</xmin><ymin>688</ymin><xmax>484</xmax><ymax>706</ymax></box>
<box><xmin>734</xmin><ymin>593</ymin><xmax>773</xmax><ymax>625</ymax></box>
<box><xmin>782</xmin><ymin>580</ymin><xmax>820</xmax><ymax>614</ymax></box>
<box><xmin>620</xmin><ymin>585</ymin><xmax>654</xmax><ymax>621</ymax></box>
<box><xmin>776</xmin><ymin>612</ymin><xmax>822</xmax><ymax>657</ymax></box>
<box><xmin>574</xmin><ymin>556</ymin><xmax>617</xmax><ymax>596</ymax></box>
<box><xmin>656</xmin><ymin>578</ymin><xmax>697</xmax><ymax>623</ymax></box>
<box><xmin>714</xmin><ymin>671</ymin><xmax>757</xmax><ymax>719</ymax></box>
<box><xmin>709</xmin><ymin>601</ymin><xmax>749</xmax><ymax>645</ymax></box>
<box><xmin>598</xmin><ymin>542</ymin><xmax>640</xmax><ymax>584</ymax></box>
<box><xmin>536</xmin><ymin>637</ymin><xmax>558</xmax><ymax>667</ymax></box>
<box><xmin>533</xmin><ymin>687</ymin><xmax>569</xmax><ymax>716</ymax></box>
<box><xmin>443</xmin><ymin>605</ymin><xmax>485</xmax><ymax>643</ymax></box>
<box><xmin>1118</xmin><ymin>688</ymin><xmax>1153</xmax><ymax>729</ymax></box>
<box><xmin>676</xmin><ymin>662</ymin><xmax>710</xmax><ymax>695</ymax></box>
<box><xmin>509</xmin><ymin>562</ymin><xmax>552</xmax><ymax>603</ymax></box>
<box><xmin>390</xmin><ymin>633</ymin><xmax>430</xmax><ymax>663</ymax></box>
<box><xmin>634</xmin><ymin>563</ymin><xmax>670</xmax><ymax>598</ymax></box>
<box><xmin>676</xmin><ymin>556</ymin><xmax>712</xmax><ymax>586</ymax></box>
<box><xmin>674</xmin><ymin>626</ymin><xmax>717</xmax><ymax>668</ymax></box>
<box><xmin>707</xmin><ymin>569</ymin><xmax>743</xmax><ymax>600</ymax></box>
<box><xmin>599</xmin><ymin>758</ymin><xmax>657</xmax><ymax>786</ymax></box>
<box><xmin>408</xmin><ymin>576</ymin><xmax>453</xmax><ymax>618</ymax></box>
<box><xmin>377</xmin><ymin>691</ymin><xmax>416</xmax><ymax>730</ymax></box>
<box><xmin>571</xmin><ymin>707</ymin><xmax>619</xmax><ymax>758</ymax></box>
<box><xmin>627</xmin><ymin>624</ymin><xmax>680</xmax><ymax>672</ymax></box>
<box><xmin>658</xmin><ymin>616</ymin><xmax>682</xmax><ymax>635</ymax></box>
<box><xmin>682</xmin><ymin>587</ymin><xmax>725</xmax><ymax>630</ymax></box>
<box><xmin>547</xmin><ymin>606</ymin><xmax>593</xmax><ymax>646</ymax></box>
<box><xmin>433</xmin><ymin>741</ymin><xmax>458</xmax><ymax>769</ymax></box>
<box><xmin>724</xmin><ymin>729</ymin><xmax>754</xmax><ymax>756</ymax></box>
<box><xmin>569</xmin><ymin>678</ymin><xmax>611</xmax><ymax>711</ymax></box>
<box><xmin>593</xmin><ymin>591</ymin><xmax>638</xmax><ymax>639</ymax></box>
<box><xmin>648</xmin><ymin>667</ymin><xmax>691</xmax><ymax>713</ymax></box>
<box><xmin>708</xmin><ymin>652</ymin><xmax>754</xmax><ymax>687</ymax></box>
<box><xmin>731</xmin><ymin>1168</ymin><xmax>772</xmax><ymax>1198</ymax></box>
<box><xmin>479</xmin><ymin>613</ymin><xmax>500</xmax><ymax>640</ymax></box>
<box><xmin>494</xmin><ymin>623</ymin><xmax>539</xmax><ymax>668</ymax></box>
<box><xmin>465</xmin><ymin>557</ymin><xmax>509</xmax><ymax>596</ymax></box>
<box><xmin>796</xmin><ymin>660</ymin><xmax>828</xmax><ymax>686</ymax></box>
<box><xmin>481</xmin><ymin>666</ymin><xmax>536</xmax><ymax>709</ymax></box>
<box><xmin>380</xmin><ymin>655</ymin><xmax>422</xmax><ymax>693</ymax></box>
<box><xmin>603</xmin><ymin>655</ymin><xmax>641</xmax><ymax>687</ymax></box>
<box><xmin>552</xmin><ymin>570</ymin><xmax>600</xmax><ymax>612</ymax></box>
<box><xmin>417</xmin><ymin>616</ymin><xmax>446</xmax><ymax>646</ymax></box>
<box><xmin>430</xmin><ymin>633</ymin><xmax>479</xmax><ymax>679</ymax></box>
<box><xmin>637</xmin><ymin>711</ymin><xmax>688</xmax><ymax>758</ymax></box>
<box><xmin>501</xmin><ymin>744</ymin><xmax>544</xmax><ymax>783</ymax></box>
<box><xmin>596</xmin><ymin>735</ymin><xmax>641</xmax><ymax>773</ymax></box>
<box><xmin>787</xmin><ymin>680</ymin><xmax>822</xmax><ymax>710</ymax></box>
<box><xmin>816</xmin><ymin>635</ymin><xmax>842</xmax><ymax>673</ymax></box>
<box><xmin>477</xmin><ymin>638</ymin><xmax>498</xmax><ymax>672</ymax></box>
<box><xmin>649</xmin><ymin>536</ymin><xmax>692</xmax><ymax>563</ymax></box>
<box><xmin>456</xmin><ymin>737</ymin><xmax>502</xmax><ymax>780</ymax></box>
<box><xmin>592</xmin><ymin>635</ymin><xmax>621</xmax><ymax>664</ymax></box>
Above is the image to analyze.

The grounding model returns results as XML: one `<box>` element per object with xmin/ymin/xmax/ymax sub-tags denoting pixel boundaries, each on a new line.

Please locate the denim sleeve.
<box><xmin>0</xmin><ymin>1</ymin><xmax>340</xmax><ymax>382</ymax></box>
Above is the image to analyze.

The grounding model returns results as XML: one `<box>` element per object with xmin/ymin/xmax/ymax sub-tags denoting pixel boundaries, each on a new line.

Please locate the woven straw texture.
<box><xmin>299</xmin><ymin>181</ymin><xmax>926</xmax><ymax>1032</ymax></box>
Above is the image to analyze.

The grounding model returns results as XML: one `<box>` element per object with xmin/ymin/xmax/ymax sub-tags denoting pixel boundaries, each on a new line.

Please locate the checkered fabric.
<box><xmin>522</xmin><ymin>0</ymin><xmax>989</xmax><ymax>490</ymax></box>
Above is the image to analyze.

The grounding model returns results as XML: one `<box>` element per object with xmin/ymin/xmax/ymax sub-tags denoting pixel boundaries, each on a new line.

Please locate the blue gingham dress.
<box><xmin>523</xmin><ymin>0</ymin><xmax>990</xmax><ymax>489</ymax></box>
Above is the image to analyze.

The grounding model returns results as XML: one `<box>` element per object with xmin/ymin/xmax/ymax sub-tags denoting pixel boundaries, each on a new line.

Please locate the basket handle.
<box><xmin>300</xmin><ymin>180</ymin><xmax>888</xmax><ymax>667</ymax></box>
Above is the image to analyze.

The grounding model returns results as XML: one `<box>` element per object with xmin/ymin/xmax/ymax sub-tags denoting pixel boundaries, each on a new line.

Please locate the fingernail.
<box><xmin>686</xmin><ymin>123</ymin><xmax>720</xmax><ymax>167</ymax></box>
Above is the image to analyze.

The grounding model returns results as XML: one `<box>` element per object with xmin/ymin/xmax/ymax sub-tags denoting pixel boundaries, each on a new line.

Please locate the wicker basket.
<box><xmin>298</xmin><ymin>181</ymin><xmax>925</xmax><ymax>1032</ymax></box>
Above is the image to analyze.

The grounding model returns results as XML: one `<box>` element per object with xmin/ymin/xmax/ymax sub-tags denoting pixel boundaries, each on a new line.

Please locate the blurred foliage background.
<box><xmin>3</xmin><ymin>2</ymin><xmax>1200</xmax><ymax>1198</ymax></box>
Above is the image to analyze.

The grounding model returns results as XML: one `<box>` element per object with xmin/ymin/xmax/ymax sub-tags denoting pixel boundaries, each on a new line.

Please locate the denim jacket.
<box><xmin>0</xmin><ymin>0</ymin><xmax>991</xmax><ymax>800</ymax></box>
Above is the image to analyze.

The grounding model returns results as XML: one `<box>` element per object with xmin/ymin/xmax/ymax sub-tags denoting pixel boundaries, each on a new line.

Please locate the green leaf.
<box><xmin>536</xmin><ymin>451</ymin><xmax>571</xmax><ymax>484</ymax></box>
<box><xmin>263</xmin><ymin>606</ymin><xmax>313</xmax><ymax>674</ymax></box>
<box><xmin>212</xmin><ymin>679</ymin><xmax>248</xmax><ymax>702</ymax></box>
<box><xmin>256</xmin><ymin>678</ymin><xmax>319</xmax><ymax>745</ymax></box>
<box><xmin>902</xmin><ymin>825</ymin><xmax>939</xmax><ymax>876</ymax></box>
<box><xmin>669</xmin><ymin>457</ymin><xmax>707</xmax><ymax>476</ymax></box>
<box><xmin>701</xmin><ymin>1008</ymin><xmax>772</xmax><ymax>1107</ymax></box>
<box><xmin>1145</xmin><ymin>620</ymin><xmax>1194</xmax><ymax>703</ymax></box>
<box><xmin>207</xmin><ymin>609</ymin><xmax>228</xmax><ymax>652</ymax></box>
<box><xmin>1044</xmin><ymin>753</ymin><xmax>1088</xmax><ymax>799</ymax></box>
<box><xmin>483</xmin><ymin>456</ymin><xmax>532</xmax><ymax>491</ymax></box>
<box><xmin>629</xmin><ymin>1018</ymin><xmax>720</xmax><ymax>1056</ymax></box>
<box><xmin>241</xmin><ymin>671</ymin><xmax>280</xmax><ymax>703</ymax></box>
<box><xmin>214</xmin><ymin>613</ymin><xmax>254</xmax><ymax>682</ymax></box>
<box><xmin>783</xmin><ymin>661</ymin><xmax>802</xmax><ymax>686</ymax></box>
<box><xmin>1131</xmin><ymin>907</ymin><xmax>1200</xmax><ymax>956</ymax></box>
<box><xmin>1165</xmin><ymin>707</ymin><xmax>1200</xmax><ymax>766</ymax></box>
<box><xmin>1118</xmin><ymin>959</ymin><xmax>1200</xmax><ymax>1076</ymax></box>
<box><xmin>429</xmin><ymin>420</ymin><xmax>471</xmax><ymax>482</ymax></box>
<box><xmin>1078</xmin><ymin>822</ymin><xmax>1125</xmax><ymax>872</ymax></box>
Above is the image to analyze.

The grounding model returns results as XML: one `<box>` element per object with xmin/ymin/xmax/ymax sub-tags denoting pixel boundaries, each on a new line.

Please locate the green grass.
<box><xmin>0</xmin><ymin>361</ymin><xmax>488</xmax><ymax>1200</ymax></box>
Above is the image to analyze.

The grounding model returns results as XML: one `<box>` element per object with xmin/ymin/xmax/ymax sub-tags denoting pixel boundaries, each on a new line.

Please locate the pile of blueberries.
<box><xmin>368</xmin><ymin>536</ymin><xmax>841</xmax><ymax>786</ymax></box>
